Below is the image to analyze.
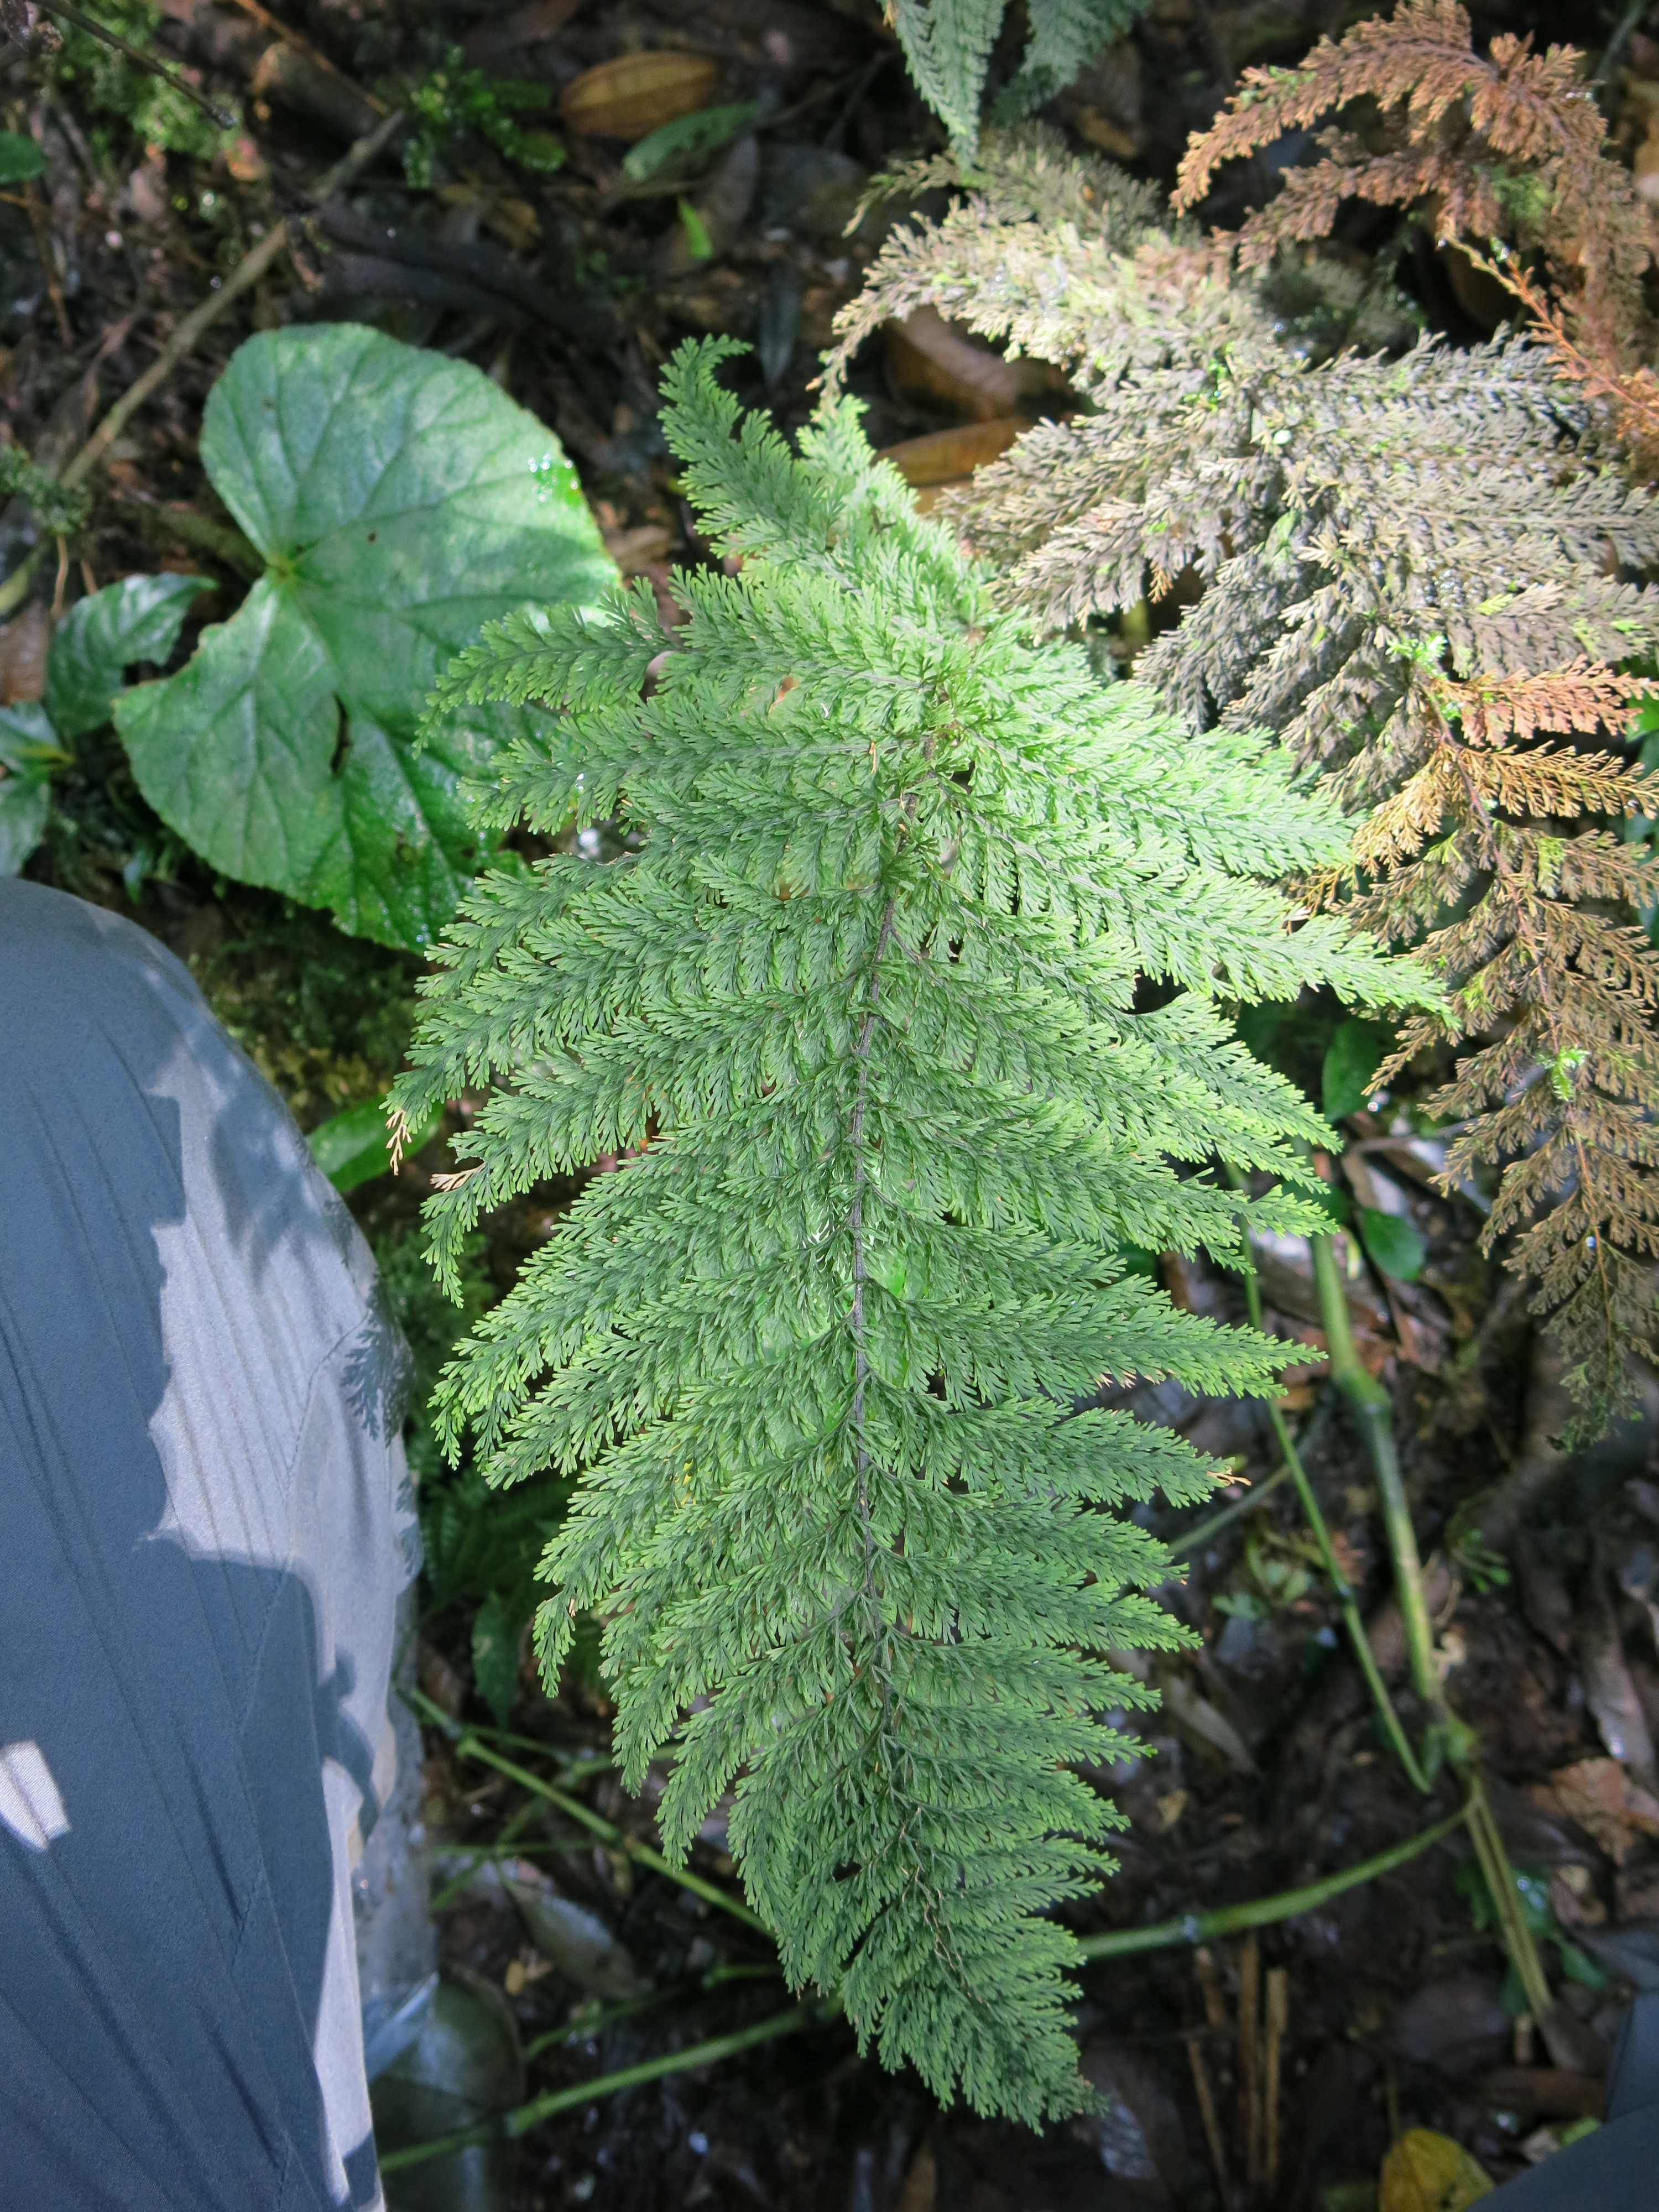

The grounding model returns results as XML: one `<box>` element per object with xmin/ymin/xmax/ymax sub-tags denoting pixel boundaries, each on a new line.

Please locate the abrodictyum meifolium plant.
<box><xmin>390</xmin><ymin>338</ymin><xmax>1423</xmax><ymax>2122</ymax></box>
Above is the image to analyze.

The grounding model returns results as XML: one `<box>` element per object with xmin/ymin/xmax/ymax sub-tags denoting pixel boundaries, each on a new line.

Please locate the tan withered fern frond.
<box><xmin>1173</xmin><ymin>0</ymin><xmax>1656</xmax><ymax>372</ymax></box>
<box><xmin>1468</xmin><ymin>253</ymin><xmax>1659</xmax><ymax>469</ymax></box>
<box><xmin>1339</xmin><ymin>664</ymin><xmax>1659</xmax><ymax>1435</ymax></box>
<box><xmin>1443</xmin><ymin>659</ymin><xmax>1651</xmax><ymax>744</ymax></box>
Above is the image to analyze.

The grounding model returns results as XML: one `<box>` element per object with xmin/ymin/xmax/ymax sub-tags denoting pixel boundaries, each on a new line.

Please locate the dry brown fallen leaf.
<box><xmin>1536</xmin><ymin>1756</ymin><xmax>1659</xmax><ymax>1864</ymax></box>
<box><xmin>884</xmin><ymin>307</ymin><xmax>1066</xmax><ymax>422</ymax></box>
<box><xmin>1579</xmin><ymin>1542</ymin><xmax>1659</xmax><ymax>1777</ymax></box>
<box><xmin>878</xmin><ymin>418</ymin><xmax>1027</xmax><ymax>506</ymax></box>
<box><xmin>559</xmin><ymin>53</ymin><xmax>721</xmax><ymax>142</ymax></box>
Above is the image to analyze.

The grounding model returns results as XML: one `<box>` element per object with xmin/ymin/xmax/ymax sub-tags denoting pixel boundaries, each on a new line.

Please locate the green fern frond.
<box><xmin>888</xmin><ymin>0</ymin><xmax>1006</xmax><ymax>157</ymax></box>
<box><xmin>889</xmin><ymin>0</ymin><xmax>1154</xmax><ymax>160</ymax></box>
<box><xmin>395</xmin><ymin>339</ymin><xmax>1423</xmax><ymax>2120</ymax></box>
<box><xmin>997</xmin><ymin>0</ymin><xmax>1149</xmax><ymax>117</ymax></box>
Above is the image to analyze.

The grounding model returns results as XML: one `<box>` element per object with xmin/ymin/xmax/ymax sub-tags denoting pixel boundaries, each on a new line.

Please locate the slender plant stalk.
<box><xmin>377</xmin><ymin>2002</ymin><xmax>831</xmax><ymax>2173</ymax></box>
<box><xmin>394</xmin><ymin>1819</ymin><xmax>1463</xmax><ymax>2172</ymax></box>
<box><xmin>521</xmin><ymin>1965</ymin><xmax>782</xmax><ymax>2063</ymax></box>
<box><xmin>429</xmin><ymin>1797</ymin><xmax>538</xmax><ymax>1913</ymax></box>
<box><xmin>1178</xmin><ymin>1458</ymin><xmax>1293</xmax><ymax>1553</ymax></box>
<box><xmin>1076</xmin><ymin>1808</ymin><xmax>1467</xmax><ymax>1961</ymax></box>
<box><xmin>1223</xmin><ymin>1194</ymin><xmax>1430</xmax><ymax>1791</ymax></box>
<box><xmin>1307</xmin><ymin>1228</ymin><xmax>1553</xmax><ymax>2020</ymax></box>
<box><xmin>38</xmin><ymin>3</ymin><xmax>237</xmax><ymax>131</ymax></box>
<box><xmin>109</xmin><ymin>488</ymin><xmax>263</xmax><ymax>577</ymax></box>
<box><xmin>61</xmin><ymin>106</ymin><xmax>407</xmax><ymax>496</ymax></box>
<box><xmin>440</xmin><ymin>1731</ymin><xmax>771</xmax><ymax>1938</ymax></box>
<box><xmin>406</xmin><ymin>1682</ymin><xmax>611</xmax><ymax>1777</ymax></box>
<box><xmin>1308</xmin><ymin>1236</ymin><xmax>1442</xmax><ymax>1704</ymax></box>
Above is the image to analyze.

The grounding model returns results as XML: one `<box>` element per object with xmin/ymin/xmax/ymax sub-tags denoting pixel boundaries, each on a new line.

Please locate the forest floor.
<box><xmin>10</xmin><ymin>2</ymin><xmax>1659</xmax><ymax>2208</ymax></box>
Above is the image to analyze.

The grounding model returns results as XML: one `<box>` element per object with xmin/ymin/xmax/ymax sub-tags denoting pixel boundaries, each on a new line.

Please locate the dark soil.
<box><xmin>10</xmin><ymin>3</ymin><xmax>1659</xmax><ymax>2208</ymax></box>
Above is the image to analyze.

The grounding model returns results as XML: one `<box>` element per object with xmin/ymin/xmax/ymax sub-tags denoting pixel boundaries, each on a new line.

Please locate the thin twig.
<box><xmin>109</xmin><ymin>484</ymin><xmax>263</xmax><ymax>576</ymax></box>
<box><xmin>22</xmin><ymin>168</ymin><xmax>72</xmax><ymax>348</ymax></box>
<box><xmin>1264</xmin><ymin>1966</ymin><xmax>1287</xmax><ymax>2198</ymax></box>
<box><xmin>0</xmin><ymin>105</ymin><xmax>405</xmax><ymax>619</ymax></box>
<box><xmin>1076</xmin><ymin>1808</ymin><xmax>1466</xmax><ymax>1960</ymax></box>
<box><xmin>1194</xmin><ymin>1946</ymin><xmax>1229</xmax><ymax>2032</ymax></box>
<box><xmin>1307</xmin><ymin>1227</ymin><xmax>1554</xmax><ymax>2023</ymax></box>
<box><xmin>1185</xmin><ymin>2028</ymin><xmax>1233</xmax><ymax>2204</ymax></box>
<box><xmin>38</xmin><ymin>3</ymin><xmax>237</xmax><ymax>131</ymax></box>
<box><xmin>1238</xmin><ymin>1930</ymin><xmax>1261</xmax><ymax>2195</ymax></box>
<box><xmin>61</xmin><ymin>104</ymin><xmax>406</xmax><ymax>495</ymax></box>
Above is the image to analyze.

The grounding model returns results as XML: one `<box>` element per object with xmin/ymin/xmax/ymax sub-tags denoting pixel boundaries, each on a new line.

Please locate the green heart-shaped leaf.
<box><xmin>116</xmin><ymin>324</ymin><xmax>615</xmax><ymax>949</ymax></box>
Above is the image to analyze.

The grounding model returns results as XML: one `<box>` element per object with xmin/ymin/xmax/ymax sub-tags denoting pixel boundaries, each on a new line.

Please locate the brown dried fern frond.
<box><xmin>1339</xmin><ymin>667</ymin><xmax>1659</xmax><ymax>1435</ymax></box>
<box><xmin>830</xmin><ymin>119</ymin><xmax>1659</xmax><ymax>1431</ymax></box>
<box><xmin>1172</xmin><ymin>0</ymin><xmax>1656</xmax><ymax>368</ymax></box>
<box><xmin>825</xmin><ymin>163</ymin><xmax>1237</xmax><ymax>408</ymax></box>
<box><xmin>1466</xmin><ymin>251</ymin><xmax>1659</xmax><ymax>471</ymax></box>
<box><xmin>858</xmin><ymin>122</ymin><xmax>1166</xmax><ymax>245</ymax></box>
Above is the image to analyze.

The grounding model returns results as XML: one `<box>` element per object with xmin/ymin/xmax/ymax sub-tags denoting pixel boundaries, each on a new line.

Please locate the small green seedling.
<box><xmin>0</xmin><ymin>572</ymin><xmax>208</xmax><ymax>875</ymax></box>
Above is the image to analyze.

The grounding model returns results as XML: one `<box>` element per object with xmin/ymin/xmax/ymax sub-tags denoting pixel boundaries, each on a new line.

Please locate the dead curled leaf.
<box><xmin>1579</xmin><ymin>1545</ymin><xmax>1659</xmax><ymax>1776</ymax></box>
<box><xmin>1534</xmin><ymin>1757</ymin><xmax>1659</xmax><ymax>1865</ymax></box>
<box><xmin>1159</xmin><ymin>1672</ymin><xmax>1256</xmax><ymax>1774</ymax></box>
<box><xmin>1379</xmin><ymin>2127</ymin><xmax>1493</xmax><ymax>2211</ymax></box>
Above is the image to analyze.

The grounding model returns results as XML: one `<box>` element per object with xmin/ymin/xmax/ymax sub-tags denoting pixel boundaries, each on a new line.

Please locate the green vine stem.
<box><xmin>1308</xmin><ymin>1235</ymin><xmax>1443</xmax><ymax>1712</ymax></box>
<box><xmin>521</xmin><ymin>1965</ymin><xmax>781</xmax><ymax>2065</ymax></box>
<box><xmin>381</xmin><ymin>1819</ymin><xmax>1467</xmax><ymax>2176</ymax></box>
<box><xmin>1178</xmin><ymin>1458</ymin><xmax>1294</xmax><ymax>1553</ymax></box>
<box><xmin>377</xmin><ymin>2001</ymin><xmax>834</xmax><ymax>2174</ymax></box>
<box><xmin>1219</xmin><ymin>1188</ymin><xmax>1430</xmax><ymax>1792</ymax></box>
<box><xmin>436</xmin><ymin>1730</ymin><xmax>771</xmax><ymax>1937</ymax></box>
<box><xmin>1077</xmin><ymin>1808</ymin><xmax>1467</xmax><ymax>1961</ymax></box>
<box><xmin>1307</xmin><ymin>1226</ymin><xmax>1553</xmax><ymax>2023</ymax></box>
